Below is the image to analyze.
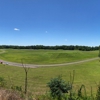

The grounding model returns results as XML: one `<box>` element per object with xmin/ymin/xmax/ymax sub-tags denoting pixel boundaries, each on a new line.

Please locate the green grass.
<box><xmin>0</xmin><ymin>59</ymin><xmax>100</xmax><ymax>95</ymax></box>
<box><xmin>0</xmin><ymin>49</ymin><xmax>4</xmax><ymax>52</ymax></box>
<box><xmin>0</xmin><ymin>49</ymin><xmax>98</xmax><ymax>64</ymax></box>
<box><xmin>0</xmin><ymin>49</ymin><xmax>100</xmax><ymax>95</ymax></box>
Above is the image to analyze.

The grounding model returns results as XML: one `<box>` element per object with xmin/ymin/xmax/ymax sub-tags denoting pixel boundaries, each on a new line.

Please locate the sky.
<box><xmin>0</xmin><ymin>0</ymin><xmax>100</xmax><ymax>46</ymax></box>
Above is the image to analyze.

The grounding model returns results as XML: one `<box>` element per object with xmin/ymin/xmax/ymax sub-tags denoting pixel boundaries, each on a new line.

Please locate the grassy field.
<box><xmin>0</xmin><ymin>49</ymin><xmax>100</xmax><ymax>95</ymax></box>
<box><xmin>0</xmin><ymin>49</ymin><xmax>98</xmax><ymax>64</ymax></box>
<box><xmin>0</xmin><ymin>59</ymin><xmax>100</xmax><ymax>95</ymax></box>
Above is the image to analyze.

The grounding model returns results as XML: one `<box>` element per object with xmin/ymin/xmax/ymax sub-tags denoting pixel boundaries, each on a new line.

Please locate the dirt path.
<box><xmin>0</xmin><ymin>57</ymin><xmax>99</xmax><ymax>68</ymax></box>
<box><xmin>0</xmin><ymin>49</ymin><xmax>99</xmax><ymax>68</ymax></box>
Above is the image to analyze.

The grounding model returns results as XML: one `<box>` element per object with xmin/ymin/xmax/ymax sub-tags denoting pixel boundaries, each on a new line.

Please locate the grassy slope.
<box><xmin>0</xmin><ymin>59</ymin><xmax>100</xmax><ymax>95</ymax></box>
<box><xmin>0</xmin><ymin>49</ymin><xmax>98</xmax><ymax>64</ymax></box>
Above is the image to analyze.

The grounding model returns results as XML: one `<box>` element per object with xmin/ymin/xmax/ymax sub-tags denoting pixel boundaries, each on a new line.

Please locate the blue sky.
<box><xmin>0</xmin><ymin>0</ymin><xmax>100</xmax><ymax>46</ymax></box>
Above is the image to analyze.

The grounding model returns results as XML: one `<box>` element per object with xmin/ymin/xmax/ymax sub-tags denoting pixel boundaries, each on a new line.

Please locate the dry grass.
<box><xmin>0</xmin><ymin>89</ymin><xmax>24</xmax><ymax>100</ymax></box>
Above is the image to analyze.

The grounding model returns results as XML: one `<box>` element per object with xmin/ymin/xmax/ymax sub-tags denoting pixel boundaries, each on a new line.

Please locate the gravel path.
<box><xmin>0</xmin><ymin>50</ymin><xmax>99</xmax><ymax>68</ymax></box>
<box><xmin>0</xmin><ymin>57</ymin><xmax>99</xmax><ymax>68</ymax></box>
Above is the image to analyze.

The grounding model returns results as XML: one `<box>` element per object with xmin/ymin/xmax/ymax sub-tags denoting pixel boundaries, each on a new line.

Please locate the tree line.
<box><xmin>0</xmin><ymin>45</ymin><xmax>99</xmax><ymax>51</ymax></box>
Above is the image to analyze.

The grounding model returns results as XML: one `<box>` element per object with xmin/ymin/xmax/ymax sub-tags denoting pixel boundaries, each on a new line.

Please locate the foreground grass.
<box><xmin>0</xmin><ymin>49</ymin><xmax>98</xmax><ymax>64</ymax></box>
<box><xmin>0</xmin><ymin>59</ymin><xmax>100</xmax><ymax>95</ymax></box>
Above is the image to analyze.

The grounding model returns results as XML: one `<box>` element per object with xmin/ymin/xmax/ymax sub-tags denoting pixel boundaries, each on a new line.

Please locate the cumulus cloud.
<box><xmin>14</xmin><ymin>28</ymin><xmax>20</xmax><ymax>31</ymax></box>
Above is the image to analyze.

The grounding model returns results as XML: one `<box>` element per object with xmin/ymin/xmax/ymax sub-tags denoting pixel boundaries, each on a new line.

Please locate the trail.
<box><xmin>0</xmin><ymin>49</ymin><xmax>99</xmax><ymax>68</ymax></box>
<box><xmin>0</xmin><ymin>57</ymin><xmax>99</xmax><ymax>68</ymax></box>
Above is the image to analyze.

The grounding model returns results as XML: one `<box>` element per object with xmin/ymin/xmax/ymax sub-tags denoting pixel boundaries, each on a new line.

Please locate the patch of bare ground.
<box><xmin>0</xmin><ymin>89</ymin><xmax>24</xmax><ymax>100</ymax></box>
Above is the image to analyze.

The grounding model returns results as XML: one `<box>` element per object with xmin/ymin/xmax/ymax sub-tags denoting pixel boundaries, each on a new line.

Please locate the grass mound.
<box><xmin>0</xmin><ymin>49</ymin><xmax>98</xmax><ymax>64</ymax></box>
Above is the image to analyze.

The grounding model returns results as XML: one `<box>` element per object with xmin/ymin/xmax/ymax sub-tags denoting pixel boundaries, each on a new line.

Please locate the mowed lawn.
<box><xmin>0</xmin><ymin>59</ymin><xmax>100</xmax><ymax>95</ymax></box>
<box><xmin>0</xmin><ymin>49</ymin><xmax>99</xmax><ymax>64</ymax></box>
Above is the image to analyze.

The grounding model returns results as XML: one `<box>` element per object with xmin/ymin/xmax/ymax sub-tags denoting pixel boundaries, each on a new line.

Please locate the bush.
<box><xmin>47</xmin><ymin>76</ymin><xmax>71</xmax><ymax>100</ymax></box>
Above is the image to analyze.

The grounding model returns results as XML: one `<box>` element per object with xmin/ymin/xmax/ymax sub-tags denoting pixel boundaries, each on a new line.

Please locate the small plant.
<box><xmin>96</xmin><ymin>84</ymin><xmax>100</xmax><ymax>100</ymax></box>
<box><xmin>68</xmin><ymin>70</ymin><xmax>75</xmax><ymax>100</ymax></box>
<box><xmin>11</xmin><ymin>85</ymin><xmax>22</xmax><ymax>92</ymax></box>
<box><xmin>77</xmin><ymin>84</ymin><xmax>87</xmax><ymax>99</ymax></box>
<box><xmin>0</xmin><ymin>77</ymin><xmax>7</xmax><ymax>87</ymax></box>
<box><xmin>21</xmin><ymin>59</ymin><xmax>30</xmax><ymax>94</ymax></box>
<box><xmin>47</xmin><ymin>76</ymin><xmax>71</xmax><ymax>100</ymax></box>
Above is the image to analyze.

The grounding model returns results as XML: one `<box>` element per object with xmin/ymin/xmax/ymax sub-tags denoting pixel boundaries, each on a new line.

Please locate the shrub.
<box><xmin>47</xmin><ymin>76</ymin><xmax>71</xmax><ymax>100</ymax></box>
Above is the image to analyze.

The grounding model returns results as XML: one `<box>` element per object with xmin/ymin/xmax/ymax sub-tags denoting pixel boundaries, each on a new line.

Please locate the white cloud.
<box><xmin>14</xmin><ymin>28</ymin><xmax>20</xmax><ymax>31</ymax></box>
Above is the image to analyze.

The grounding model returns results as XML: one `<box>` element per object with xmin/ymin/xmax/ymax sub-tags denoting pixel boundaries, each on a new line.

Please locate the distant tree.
<box><xmin>0</xmin><ymin>45</ymin><xmax>99</xmax><ymax>51</ymax></box>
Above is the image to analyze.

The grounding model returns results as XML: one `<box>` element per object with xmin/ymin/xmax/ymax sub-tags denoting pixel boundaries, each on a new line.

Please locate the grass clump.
<box><xmin>0</xmin><ymin>77</ymin><xmax>7</xmax><ymax>87</ymax></box>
